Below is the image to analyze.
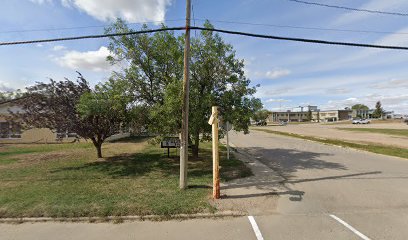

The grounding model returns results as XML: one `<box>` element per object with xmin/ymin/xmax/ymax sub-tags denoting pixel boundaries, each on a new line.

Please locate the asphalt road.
<box><xmin>227</xmin><ymin>130</ymin><xmax>408</xmax><ymax>240</ymax></box>
<box><xmin>2</xmin><ymin>130</ymin><xmax>408</xmax><ymax>240</ymax></box>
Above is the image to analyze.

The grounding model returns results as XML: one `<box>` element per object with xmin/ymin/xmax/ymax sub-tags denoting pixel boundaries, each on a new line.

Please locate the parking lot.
<box><xmin>258</xmin><ymin>121</ymin><xmax>408</xmax><ymax>148</ymax></box>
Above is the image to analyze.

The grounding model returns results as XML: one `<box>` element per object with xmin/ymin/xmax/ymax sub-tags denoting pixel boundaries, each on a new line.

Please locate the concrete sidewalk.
<box><xmin>215</xmin><ymin>140</ymin><xmax>295</xmax><ymax>215</ymax></box>
<box><xmin>0</xmin><ymin>217</ymin><xmax>256</xmax><ymax>240</ymax></box>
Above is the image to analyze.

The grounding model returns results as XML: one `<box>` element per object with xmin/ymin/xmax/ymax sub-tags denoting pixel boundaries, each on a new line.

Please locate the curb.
<box><xmin>0</xmin><ymin>211</ymin><xmax>245</xmax><ymax>224</ymax></box>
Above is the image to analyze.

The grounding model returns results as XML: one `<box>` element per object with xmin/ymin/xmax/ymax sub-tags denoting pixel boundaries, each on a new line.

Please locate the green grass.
<box><xmin>254</xmin><ymin>128</ymin><xmax>408</xmax><ymax>159</ymax></box>
<box><xmin>0</xmin><ymin>138</ymin><xmax>251</xmax><ymax>218</ymax></box>
<box><xmin>337</xmin><ymin>128</ymin><xmax>408</xmax><ymax>137</ymax></box>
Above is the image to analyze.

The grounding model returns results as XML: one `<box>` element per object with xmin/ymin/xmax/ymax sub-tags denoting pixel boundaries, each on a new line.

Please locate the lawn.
<box><xmin>337</xmin><ymin>128</ymin><xmax>408</xmax><ymax>138</ymax></box>
<box><xmin>0</xmin><ymin>137</ymin><xmax>251</xmax><ymax>218</ymax></box>
<box><xmin>254</xmin><ymin>128</ymin><xmax>408</xmax><ymax>159</ymax></box>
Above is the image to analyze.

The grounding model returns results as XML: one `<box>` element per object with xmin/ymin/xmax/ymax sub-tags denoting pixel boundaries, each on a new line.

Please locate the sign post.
<box><xmin>208</xmin><ymin>106</ymin><xmax>220</xmax><ymax>199</ymax></box>
<box><xmin>224</xmin><ymin>121</ymin><xmax>232</xmax><ymax>160</ymax></box>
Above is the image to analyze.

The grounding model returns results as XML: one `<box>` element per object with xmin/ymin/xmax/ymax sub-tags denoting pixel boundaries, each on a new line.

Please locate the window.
<box><xmin>0</xmin><ymin>122</ymin><xmax>22</xmax><ymax>139</ymax></box>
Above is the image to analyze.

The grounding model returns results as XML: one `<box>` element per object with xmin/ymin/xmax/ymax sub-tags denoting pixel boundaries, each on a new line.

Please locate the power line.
<box><xmin>0</xmin><ymin>19</ymin><xmax>185</xmax><ymax>34</ymax></box>
<box><xmin>195</xmin><ymin>18</ymin><xmax>408</xmax><ymax>36</ymax></box>
<box><xmin>3</xmin><ymin>17</ymin><xmax>408</xmax><ymax>37</ymax></box>
<box><xmin>194</xmin><ymin>27</ymin><xmax>408</xmax><ymax>50</ymax></box>
<box><xmin>1</xmin><ymin>26</ymin><xmax>408</xmax><ymax>51</ymax></box>
<box><xmin>286</xmin><ymin>0</ymin><xmax>408</xmax><ymax>17</ymax></box>
<box><xmin>0</xmin><ymin>27</ymin><xmax>185</xmax><ymax>46</ymax></box>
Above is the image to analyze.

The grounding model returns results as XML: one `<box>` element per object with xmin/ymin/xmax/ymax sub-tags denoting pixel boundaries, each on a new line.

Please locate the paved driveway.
<box><xmin>227</xmin><ymin>130</ymin><xmax>408</xmax><ymax>239</ymax></box>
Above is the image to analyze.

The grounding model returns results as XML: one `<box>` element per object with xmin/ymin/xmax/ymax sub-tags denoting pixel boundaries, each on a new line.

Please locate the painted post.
<box><xmin>208</xmin><ymin>106</ymin><xmax>220</xmax><ymax>199</ymax></box>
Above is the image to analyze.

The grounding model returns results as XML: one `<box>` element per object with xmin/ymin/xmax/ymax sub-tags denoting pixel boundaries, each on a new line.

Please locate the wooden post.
<box><xmin>208</xmin><ymin>106</ymin><xmax>220</xmax><ymax>199</ymax></box>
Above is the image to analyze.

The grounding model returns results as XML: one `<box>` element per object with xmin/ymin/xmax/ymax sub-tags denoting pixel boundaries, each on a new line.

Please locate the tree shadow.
<box><xmin>222</xmin><ymin>190</ymin><xmax>305</xmax><ymax>201</ymax></box>
<box><xmin>243</xmin><ymin>147</ymin><xmax>347</xmax><ymax>180</ymax></box>
<box><xmin>51</xmin><ymin>143</ymin><xmax>240</xmax><ymax>181</ymax></box>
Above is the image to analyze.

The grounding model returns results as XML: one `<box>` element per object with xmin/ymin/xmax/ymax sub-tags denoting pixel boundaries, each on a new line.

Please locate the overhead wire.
<box><xmin>0</xmin><ymin>19</ymin><xmax>186</xmax><ymax>34</ymax></box>
<box><xmin>1</xmin><ymin>26</ymin><xmax>408</xmax><ymax>50</ymax></box>
<box><xmin>194</xmin><ymin>18</ymin><xmax>408</xmax><ymax>36</ymax></box>
<box><xmin>286</xmin><ymin>0</ymin><xmax>408</xmax><ymax>17</ymax></box>
<box><xmin>3</xmin><ymin>18</ymin><xmax>408</xmax><ymax>37</ymax></box>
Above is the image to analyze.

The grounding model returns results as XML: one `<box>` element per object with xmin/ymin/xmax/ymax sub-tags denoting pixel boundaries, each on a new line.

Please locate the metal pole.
<box><xmin>226</xmin><ymin>122</ymin><xmax>230</xmax><ymax>160</ymax></box>
<box><xmin>180</xmin><ymin>0</ymin><xmax>191</xmax><ymax>190</ymax></box>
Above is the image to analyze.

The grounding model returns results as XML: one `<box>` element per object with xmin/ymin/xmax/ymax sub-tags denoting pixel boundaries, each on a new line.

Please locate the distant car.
<box><xmin>256</xmin><ymin>120</ymin><xmax>267</xmax><ymax>126</ymax></box>
<box><xmin>279</xmin><ymin>121</ymin><xmax>288</xmax><ymax>126</ymax></box>
<box><xmin>352</xmin><ymin>119</ymin><xmax>370</xmax><ymax>124</ymax></box>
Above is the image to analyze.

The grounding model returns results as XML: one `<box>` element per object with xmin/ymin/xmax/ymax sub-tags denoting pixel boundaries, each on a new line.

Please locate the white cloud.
<box><xmin>52</xmin><ymin>45</ymin><xmax>66</xmax><ymax>51</ymax></box>
<box><xmin>0</xmin><ymin>82</ymin><xmax>15</xmax><ymax>92</ymax></box>
<box><xmin>370</xmin><ymin>78</ymin><xmax>408</xmax><ymax>89</ymax></box>
<box><xmin>30</xmin><ymin>0</ymin><xmax>52</xmax><ymax>4</ymax></box>
<box><xmin>332</xmin><ymin>0</ymin><xmax>408</xmax><ymax>26</ymax></box>
<box><xmin>55</xmin><ymin>46</ymin><xmax>112</xmax><ymax>72</ymax></box>
<box><xmin>323</xmin><ymin>94</ymin><xmax>408</xmax><ymax>113</ymax></box>
<box><xmin>265</xmin><ymin>69</ymin><xmax>290</xmax><ymax>79</ymax></box>
<box><xmin>62</xmin><ymin>0</ymin><xmax>172</xmax><ymax>22</ymax></box>
<box><xmin>265</xmin><ymin>98</ymin><xmax>291</xmax><ymax>103</ymax></box>
<box><xmin>326</xmin><ymin>88</ymin><xmax>351</xmax><ymax>95</ymax></box>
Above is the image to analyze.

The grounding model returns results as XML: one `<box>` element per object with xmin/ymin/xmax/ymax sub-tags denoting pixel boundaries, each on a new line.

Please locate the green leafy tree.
<box><xmin>307</xmin><ymin>109</ymin><xmax>312</xmax><ymax>121</ymax></box>
<box><xmin>77</xmin><ymin>78</ymin><xmax>134</xmax><ymax>157</ymax></box>
<box><xmin>253</xmin><ymin>109</ymin><xmax>271</xmax><ymax>122</ymax></box>
<box><xmin>351</xmin><ymin>104</ymin><xmax>369</xmax><ymax>110</ymax></box>
<box><xmin>372</xmin><ymin>101</ymin><xmax>385</xmax><ymax>119</ymax></box>
<box><xmin>12</xmin><ymin>74</ymin><xmax>132</xmax><ymax>158</ymax></box>
<box><xmin>106</xmin><ymin>20</ymin><xmax>261</xmax><ymax>157</ymax></box>
<box><xmin>0</xmin><ymin>89</ymin><xmax>24</xmax><ymax>102</ymax></box>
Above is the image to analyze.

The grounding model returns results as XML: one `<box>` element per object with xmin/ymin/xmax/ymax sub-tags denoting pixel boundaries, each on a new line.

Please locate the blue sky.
<box><xmin>1</xmin><ymin>0</ymin><xmax>408</xmax><ymax>113</ymax></box>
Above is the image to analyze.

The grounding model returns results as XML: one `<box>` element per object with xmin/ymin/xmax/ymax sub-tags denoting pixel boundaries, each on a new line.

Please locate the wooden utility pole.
<box><xmin>209</xmin><ymin>106</ymin><xmax>220</xmax><ymax>199</ymax></box>
<box><xmin>180</xmin><ymin>0</ymin><xmax>191</xmax><ymax>189</ymax></box>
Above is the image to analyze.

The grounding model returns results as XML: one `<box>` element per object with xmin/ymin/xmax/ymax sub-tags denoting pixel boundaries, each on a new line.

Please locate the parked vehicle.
<box><xmin>352</xmin><ymin>119</ymin><xmax>370</xmax><ymax>124</ymax></box>
<box><xmin>256</xmin><ymin>120</ymin><xmax>267</xmax><ymax>126</ymax></box>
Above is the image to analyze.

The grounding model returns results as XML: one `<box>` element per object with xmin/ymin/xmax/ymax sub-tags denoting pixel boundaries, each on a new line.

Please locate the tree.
<box><xmin>12</xmin><ymin>73</ymin><xmax>132</xmax><ymax>158</ymax></box>
<box><xmin>253</xmin><ymin>109</ymin><xmax>271</xmax><ymax>123</ymax></box>
<box><xmin>106</xmin><ymin>20</ymin><xmax>262</xmax><ymax>157</ymax></box>
<box><xmin>372</xmin><ymin>101</ymin><xmax>385</xmax><ymax>119</ymax></box>
<box><xmin>77</xmin><ymin>78</ymin><xmax>134</xmax><ymax>157</ymax></box>
<box><xmin>307</xmin><ymin>109</ymin><xmax>312</xmax><ymax>121</ymax></box>
<box><xmin>351</xmin><ymin>104</ymin><xmax>369</xmax><ymax>110</ymax></box>
<box><xmin>0</xmin><ymin>89</ymin><xmax>24</xmax><ymax>102</ymax></box>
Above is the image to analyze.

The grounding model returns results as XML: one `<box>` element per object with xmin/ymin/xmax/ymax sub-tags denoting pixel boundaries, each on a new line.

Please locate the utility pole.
<box><xmin>209</xmin><ymin>106</ymin><xmax>220</xmax><ymax>199</ymax></box>
<box><xmin>180</xmin><ymin>0</ymin><xmax>191</xmax><ymax>190</ymax></box>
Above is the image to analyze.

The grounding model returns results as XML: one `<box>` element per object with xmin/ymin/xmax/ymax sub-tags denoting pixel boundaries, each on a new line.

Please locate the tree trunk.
<box><xmin>91</xmin><ymin>137</ymin><xmax>103</xmax><ymax>158</ymax></box>
<box><xmin>96</xmin><ymin>144</ymin><xmax>103</xmax><ymax>158</ymax></box>
<box><xmin>192</xmin><ymin>130</ymin><xmax>200</xmax><ymax>158</ymax></box>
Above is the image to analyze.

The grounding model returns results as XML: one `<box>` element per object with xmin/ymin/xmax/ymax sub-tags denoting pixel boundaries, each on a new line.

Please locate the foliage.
<box><xmin>0</xmin><ymin>89</ymin><xmax>24</xmax><ymax>102</ymax></box>
<box><xmin>351</xmin><ymin>104</ymin><xmax>369</xmax><ymax>110</ymax></box>
<box><xmin>372</xmin><ymin>101</ymin><xmax>385</xmax><ymax>119</ymax></box>
<box><xmin>11</xmin><ymin>74</ymin><xmax>131</xmax><ymax>158</ymax></box>
<box><xmin>253</xmin><ymin>109</ymin><xmax>271</xmax><ymax>122</ymax></box>
<box><xmin>307</xmin><ymin>109</ymin><xmax>312</xmax><ymax>121</ymax></box>
<box><xmin>76</xmin><ymin>78</ymin><xmax>134</xmax><ymax>157</ymax></box>
<box><xmin>106</xmin><ymin>20</ymin><xmax>262</xmax><ymax>157</ymax></box>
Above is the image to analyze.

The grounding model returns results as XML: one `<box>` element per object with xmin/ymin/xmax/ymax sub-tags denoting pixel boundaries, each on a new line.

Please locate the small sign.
<box><xmin>160</xmin><ymin>137</ymin><xmax>180</xmax><ymax>148</ymax></box>
<box><xmin>208</xmin><ymin>113</ymin><xmax>218</xmax><ymax>125</ymax></box>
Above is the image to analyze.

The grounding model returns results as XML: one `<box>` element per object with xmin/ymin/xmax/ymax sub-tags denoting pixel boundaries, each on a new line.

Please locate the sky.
<box><xmin>1</xmin><ymin>0</ymin><xmax>408</xmax><ymax>113</ymax></box>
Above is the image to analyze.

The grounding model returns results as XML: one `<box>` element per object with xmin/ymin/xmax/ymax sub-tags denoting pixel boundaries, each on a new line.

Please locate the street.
<box><xmin>2</xmin><ymin>130</ymin><xmax>408</xmax><ymax>239</ymax></box>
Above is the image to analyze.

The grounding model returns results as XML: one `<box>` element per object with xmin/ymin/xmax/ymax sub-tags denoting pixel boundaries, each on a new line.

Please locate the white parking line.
<box><xmin>329</xmin><ymin>214</ymin><xmax>371</xmax><ymax>240</ymax></box>
<box><xmin>248</xmin><ymin>216</ymin><xmax>264</xmax><ymax>240</ymax></box>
